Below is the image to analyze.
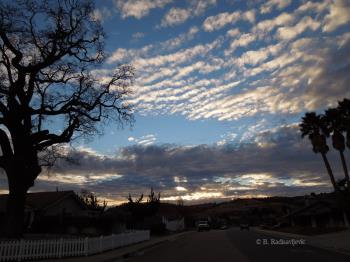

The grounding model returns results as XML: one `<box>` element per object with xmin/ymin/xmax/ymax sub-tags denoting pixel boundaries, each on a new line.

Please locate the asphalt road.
<box><xmin>121</xmin><ymin>228</ymin><xmax>350</xmax><ymax>262</ymax></box>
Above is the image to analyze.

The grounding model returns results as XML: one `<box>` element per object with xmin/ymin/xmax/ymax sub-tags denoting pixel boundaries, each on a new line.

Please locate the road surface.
<box><xmin>121</xmin><ymin>228</ymin><xmax>350</xmax><ymax>262</ymax></box>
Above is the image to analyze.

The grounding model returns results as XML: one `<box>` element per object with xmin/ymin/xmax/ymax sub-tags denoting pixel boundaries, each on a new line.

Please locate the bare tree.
<box><xmin>0</xmin><ymin>0</ymin><xmax>134</xmax><ymax>237</ymax></box>
<box><xmin>126</xmin><ymin>188</ymin><xmax>161</xmax><ymax>229</ymax></box>
<box><xmin>78</xmin><ymin>189</ymin><xmax>107</xmax><ymax>213</ymax></box>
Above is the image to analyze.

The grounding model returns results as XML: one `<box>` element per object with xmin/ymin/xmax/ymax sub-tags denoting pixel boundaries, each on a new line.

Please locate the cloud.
<box><xmin>160</xmin><ymin>26</ymin><xmax>199</xmax><ymax>50</ymax></box>
<box><xmin>133</xmin><ymin>38</ymin><xmax>222</xmax><ymax>68</ymax></box>
<box><xmin>323</xmin><ymin>0</ymin><xmax>350</xmax><ymax>32</ymax></box>
<box><xmin>226</xmin><ymin>28</ymin><xmax>240</xmax><ymax>37</ymax></box>
<box><xmin>296</xmin><ymin>0</ymin><xmax>330</xmax><ymax>14</ymax></box>
<box><xmin>253</xmin><ymin>12</ymin><xmax>295</xmax><ymax>35</ymax></box>
<box><xmin>107</xmin><ymin>26</ymin><xmax>200</xmax><ymax>65</ymax></box>
<box><xmin>101</xmin><ymin>0</ymin><xmax>350</xmax><ymax>125</ymax></box>
<box><xmin>11</xmin><ymin>124</ymin><xmax>342</xmax><ymax>203</ymax></box>
<box><xmin>260</xmin><ymin>0</ymin><xmax>292</xmax><ymax>14</ymax></box>
<box><xmin>160</xmin><ymin>8</ymin><xmax>191</xmax><ymax>27</ymax></box>
<box><xmin>243</xmin><ymin>10</ymin><xmax>256</xmax><ymax>23</ymax></box>
<box><xmin>236</xmin><ymin>42</ymin><xmax>284</xmax><ymax>66</ymax></box>
<box><xmin>107</xmin><ymin>44</ymin><xmax>153</xmax><ymax>64</ymax></box>
<box><xmin>91</xmin><ymin>7</ymin><xmax>112</xmax><ymax>22</ymax></box>
<box><xmin>217</xmin><ymin>132</ymin><xmax>237</xmax><ymax>146</ymax></box>
<box><xmin>175</xmin><ymin>186</ymin><xmax>187</xmax><ymax>191</ymax></box>
<box><xmin>160</xmin><ymin>0</ymin><xmax>216</xmax><ymax>27</ymax></box>
<box><xmin>227</xmin><ymin>33</ymin><xmax>257</xmax><ymax>53</ymax></box>
<box><xmin>186</xmin><ymin>85</ymin><xmax>280</xmax><ymax>121</ymax></box>
<box><xmin>337</xmin><ymin>32</ymin><xmax>350</xmax><ymax>48</ymax></box>
<box><xmin>127</xmin><ymin>134</ymin><xmax>157</xmax><ymax>146</ymax></box>
<box><xmin>115</xmin><ymin>0</ymin><xmax>172</xmax><ymax>19</ymax></box>
<box><xmin>203</xmin><ymin>10</ymin><xmax>255</xmax><ymax>32</ymax></box>
<box><xmin>276</xmin><ymin>16</ymin><xmax>320</xmax><ymax>40</ymax></box>
<box><xmin>136</xmin><ymin>134</ymin><xmax>157</xmax><ymax>146</ymax></box>
<box><xmin>132</xmin><ymin>32</ymin><xmax>145</xmax><ymax>39</ymax></box>
<box><xmin>243</xmin><ymin>34</ymin><xmax>350</xmax><ymax>113</ymax></box>
<box><xmin>191</xmin><ymin>0</ymin><xmax>217</xmax><ymax>16</ymax></box>
<box><xmin>299</xmin><ymin>35</ymin><xmax>350</xmax><ymax>110</ymax></box>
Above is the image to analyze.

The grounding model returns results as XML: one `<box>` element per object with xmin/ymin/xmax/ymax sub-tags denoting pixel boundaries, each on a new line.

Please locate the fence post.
<box><xmin>84</xmin><ymin>237</ymin><xmax>88</xmax><ymax>256</ymax></box>
<box><xmin>17</xmin><ymin>239</ymin><xmax>24</xmax><ymax>262</ymax></box>
<box><xmin>58</xmin><ymin>238</ymin><xmax>63</xmax><ymax>258</ymax></box>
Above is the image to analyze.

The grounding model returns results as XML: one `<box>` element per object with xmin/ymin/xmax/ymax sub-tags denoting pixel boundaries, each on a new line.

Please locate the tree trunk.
<box><xmin>321</xmin><ymin>153</ymin><xmax>338</xmax><ymax>191</ymax></box>
<box><xmin>4</xmin><ymin>155</ymin><xmax>41</xmax><ymax>238</ymax></box>
<box><xmin>339</xmin><ymin>151</ymin><xmax>350</xmax><ymax>183</ymax></box>
<box><xmin>4</xmin><ymin>159</ymin><xmax>41</xmax><ymax>238</ymax></box>
<box><xmin>5</xmin><ymin>180</ymin><xmax>28</xmax><ymax>238</ymax></box>
<box><xmin>0</xmin><ymin>123</ymin><xmax>41</xmax><ymax>238</ymax></box>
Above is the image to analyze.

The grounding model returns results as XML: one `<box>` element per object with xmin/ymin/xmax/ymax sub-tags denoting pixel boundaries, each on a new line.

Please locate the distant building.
<box><xmin>281</xmin><ymin>198</ymin><xmax>349</xmax><ymax>228</ymax></box>
<box><xmin>0</xmin><ymin>190</ymin><xmax>100</xmax><ymax>234</ymax></box>
<box><xmin>162</xmin><ymin>216</ymin><xmax>185</xmax><ymax>232</ymax></box>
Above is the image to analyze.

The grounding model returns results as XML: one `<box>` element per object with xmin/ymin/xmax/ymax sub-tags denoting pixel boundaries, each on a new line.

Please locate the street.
<box><xmin>121</xmin><ymin>228</ymin><xmax>350</xmax><ymax>262</ymax></box>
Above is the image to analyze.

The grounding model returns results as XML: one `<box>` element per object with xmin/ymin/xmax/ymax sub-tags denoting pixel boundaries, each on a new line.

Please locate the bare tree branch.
<box><xmin>0</xmin><ymin>0</ymin><xmax>134</xmax><ymax>237</ymax></box>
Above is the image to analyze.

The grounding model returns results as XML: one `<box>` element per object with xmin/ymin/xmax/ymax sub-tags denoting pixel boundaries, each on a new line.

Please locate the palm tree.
<box><xmin>322</xmin><ymin>108</ymin><xmax>350</xmax><ymax>186</ymax></box>
<box><xmin>300</xmin><ymin>112</ymin><xmax>338</xmax><ymax>191</ymax></box>
<box><xmin>337</xmin><ymin>99</ymin><xmax>350</xmax><ymax>150</ymax></box>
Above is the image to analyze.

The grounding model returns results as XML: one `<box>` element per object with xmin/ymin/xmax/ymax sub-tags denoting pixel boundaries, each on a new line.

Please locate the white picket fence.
<box><xmin>0</xmin><ymin>230</ymin><xmax>150</xmax><ymax>261</ymax></box>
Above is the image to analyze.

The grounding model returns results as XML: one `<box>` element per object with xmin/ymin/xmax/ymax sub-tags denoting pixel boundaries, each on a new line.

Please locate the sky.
<box><xmin>2</xmin><ymin>0</ymin><xmax>350</xmax><ymax>205</ymax></box>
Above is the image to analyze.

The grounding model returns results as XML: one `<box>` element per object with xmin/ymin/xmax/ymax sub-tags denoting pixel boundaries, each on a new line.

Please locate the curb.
<box><xmin>101</xmin><ymin>239</ymin><xmax>168</xmax><ymax>262</ymax></box>
<box><xmin>253</xmin><ymin>228</ymin><xmax>350</xmax><ymax>257</ymax></box>
<box><xmin>101</xmin><ymin>231</ymin><xmax>193</xmax><ymax>262</ymax></box>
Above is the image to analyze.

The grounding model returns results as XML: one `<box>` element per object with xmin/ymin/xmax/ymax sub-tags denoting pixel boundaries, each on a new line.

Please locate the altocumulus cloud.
<box><xmin>114</xmin><ymin>0</ymin><xmax>172</xmax><ymax>19</ymax></box>
<box><xmin>102</xmin><ymin>0</ymin><xmax>350</xmax><ymax>124</ymax></box>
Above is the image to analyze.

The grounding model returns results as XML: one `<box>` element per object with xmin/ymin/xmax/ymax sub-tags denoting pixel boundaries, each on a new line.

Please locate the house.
<box><xmin>280</xmin><ymin>198</ymin><xmax>350</xmax><ymax>228</ymax></box>
<box><xmin>156</xmin><ymin>203</ymin><xmax>185</xmax><ymax>232</ymax></box>
<box><xmin>0</xmin><ymin>190</ymin><xmax>100</xmax><ymax>234</ymax></box>
<box><xmin>162</xmin><ymin>216</ymin><xmax>185</xmax><ymax>232</ymax></box>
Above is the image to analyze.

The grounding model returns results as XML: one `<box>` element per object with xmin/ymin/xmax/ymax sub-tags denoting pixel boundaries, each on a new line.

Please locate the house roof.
<box><xmin>0</xmin><ymin>190</ymin><xmax>87</xmax><ymax>213</ymax></box>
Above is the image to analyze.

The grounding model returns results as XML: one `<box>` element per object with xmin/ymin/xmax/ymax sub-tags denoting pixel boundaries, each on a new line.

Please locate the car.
<box><xmin>197</xmin><ymin>221</ymin><xmax>210</xmax><ymax>231</ymax></box>
<box><xmin>240</xmin><ymin>223</ymin><xmax>250</xmax><ymax>230</ymax></box>
<box><xmin>220</xmin><ymin>224</ymin><xmax>228</xmax><ymax>230</ymax></box>
<box><xmin>272</xmin><ymin>222</ymin><xmax>288</xmax><ymax>229</ymax></box>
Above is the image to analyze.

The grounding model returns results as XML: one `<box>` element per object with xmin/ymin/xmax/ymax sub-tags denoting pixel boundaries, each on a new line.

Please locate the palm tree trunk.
<box><xmin>321</xmin><ymin>153</ymin><xmax>338</xmax><ymax>191</ymax></box>
<box><xmin>339</xmin><ymin>151</ymin><xmax>350</xmax><ymax>181</ymax></box>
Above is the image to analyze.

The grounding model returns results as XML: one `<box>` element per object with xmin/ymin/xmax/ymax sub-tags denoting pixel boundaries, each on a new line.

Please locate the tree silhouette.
<box><xmin>0</xmin><ymin>0</ymin><xmax>134</xmax><ymax>237</ymax></box>
<box><xmin>78</xmin><ymin>190</ymin><xmax>107</xmax><ymax>214</ymax></box>
<box><xmin>300</xmin><ymin>112</ymin><xmax>337</xmax><ymax>190</ymax></box>
<box><xmin>322</xmin><ymin>108</ymin><xmax>350</xmax><ymax>186</ymax></box>
<box><xmin>147</xmin><ymin>187</ymin><xmax>161</xmax><ymax>216</ymax></box>
<box><xmin>337</xmin><ymin>99</ymin><xmax>350</xmax><ymax>151</ymax></box>
<box><xmin>127</xmin><ymin>188</ymin><xmax>161</xmax><ymax>229</ymax></box>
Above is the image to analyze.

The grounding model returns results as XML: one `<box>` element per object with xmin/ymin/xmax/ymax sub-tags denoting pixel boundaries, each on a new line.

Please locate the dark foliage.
<box><xmin>78</xmin><ymin>190</ymin><xmax>107</xmax><ymax>213</ymax></box>
<box><xmin>126</xmin><ymin>188</ymin><xmax>161</xmax><ymax>229</ymax></box>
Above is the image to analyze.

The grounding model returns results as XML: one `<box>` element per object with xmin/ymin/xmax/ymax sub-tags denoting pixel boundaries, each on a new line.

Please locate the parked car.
<box><xmin>272</xmin><ymin>222</ymin><xmax>288</xmax><ymax>229</ymax></box>
<box><xmin>197</xmin><ymin>221</ymin><xmax>210</xmax><ymax>231</ymax></box>
<box><xmin>240</xmin><ymin>223</ymin><xmax>249</xmax><ymax>230</ymax></box>
<box><xmin>220</xmin><ymin>224</ymin><xmax>228</xmax><ymax>230</ymax></box>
